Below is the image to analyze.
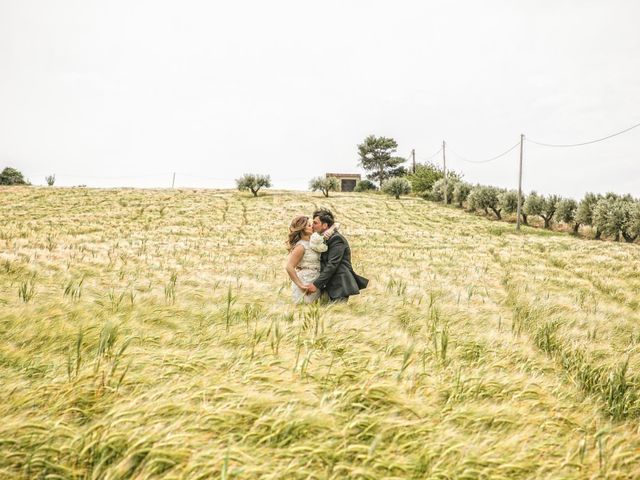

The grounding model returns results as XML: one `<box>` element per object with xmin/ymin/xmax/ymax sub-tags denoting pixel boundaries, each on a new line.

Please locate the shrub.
<box><xmin>382</xmin><ymin>177</ymin><xmax>411</xmax><ymax>199</ymax></box>
<box><xmin>236</xmin><ymin>174</ymin><xmax>271</xmax><ymax>197</ymax></box>
<box><xmin>452</xmin><ymin>181</ymin><xmax>472</xmax><ymax>208</ymax></box>
<box><xmin>406</xmin><ymin>162</ymin><xmax>462</xmax><ymax>197</ymax></box>
<box><xmin>354</xmin><ymin>179</ymin><xmax>377</xmax><ymax>192</ymax></box>
<box><xmin>524</xmin><ymin>192</ymin><xmax>560</xmax><ymax>229</ymax></box>
<box><xmin>309</xmin><ymin>176</ymin><xmax>340</xmax><ymax>197</ymax></box>
<box><xmin>0</xmin><ymin>167</ymin><xmax>29</xmax><ymax>185</ymax></box>
<box><xmin>45</xmin><ymin>174</ymin><xmax>56</xmax><ymax>186</ymax></box>
<box><xmin>406</xmin><ymin>162</ymin><xmax>443</xmax><ymax>196</ymax></box>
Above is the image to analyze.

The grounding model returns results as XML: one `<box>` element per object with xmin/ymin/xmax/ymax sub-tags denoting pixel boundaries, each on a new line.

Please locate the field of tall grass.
<box><xmin>1</xmin><ymin>187</ymin><xmax>640</xmax><ymax>479</ymax></box>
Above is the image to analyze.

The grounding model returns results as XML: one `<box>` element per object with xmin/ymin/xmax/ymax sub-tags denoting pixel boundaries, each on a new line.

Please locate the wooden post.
<box><xmin>412</xmin><ymin>149</ymin><xmax>416</xmax><ymax>173</ymax></box>
<box><xmin>516</xmin><ymin>134</ymin><xmax>524</xmax><ymax>231</ymax></box>
<box><xmin>442</xmin><ymin>141</ymin><xmax>447</xmax><ymax>205</ymax></box>
<box><xmin>172</xmin><ymin>172</ymin><xmax>176</xmax><ymax>189</ymax></box>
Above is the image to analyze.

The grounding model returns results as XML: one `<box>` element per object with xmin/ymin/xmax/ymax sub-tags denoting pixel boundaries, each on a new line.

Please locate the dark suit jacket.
<box><xmin>312</xmin><ymin>232</ymin><xmax>368</xmax><ymax>299</ymax></box>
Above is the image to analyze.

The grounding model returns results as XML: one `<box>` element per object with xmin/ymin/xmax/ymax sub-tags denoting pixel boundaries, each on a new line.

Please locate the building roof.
<box><xmin>325</xmin><ymin>173</ymin><xmax>361</xmax><ymax>179</ymax></box>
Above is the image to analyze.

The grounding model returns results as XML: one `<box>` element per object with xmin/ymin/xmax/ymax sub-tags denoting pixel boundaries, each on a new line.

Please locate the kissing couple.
<box><xmin>285</xmin><ymin>209</ymin><xmax>368</xmax><ymax>304</ymax></box>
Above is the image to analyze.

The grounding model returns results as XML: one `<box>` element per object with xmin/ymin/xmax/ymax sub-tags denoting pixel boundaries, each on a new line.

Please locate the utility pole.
<box><xmin>442</xmin><ymin>140</ymin><xmax>447</xmax><ymax>205</ymax></box>
<box><xmin>411</xmin><ymin>149</ymin><xmax>416</xmax><ymax>173</ymax></box>
<box><xmin>516</xmin><ymin>134</ymin><xmax>524</xmax><ymax>231</ymax></box>
<box><xmin>172</xmin><ymin>172</ymin><xmax>176</xmax><ymax>189</ymax></box>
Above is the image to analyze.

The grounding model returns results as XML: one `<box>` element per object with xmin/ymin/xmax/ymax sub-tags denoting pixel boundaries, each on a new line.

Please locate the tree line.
<box><xmin>439</xmin><ymin>183</ymin><xmax>640</xmax><ymax>243</ymax></box>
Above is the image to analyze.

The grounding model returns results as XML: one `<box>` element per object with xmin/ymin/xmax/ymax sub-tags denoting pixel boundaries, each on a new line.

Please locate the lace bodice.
<box><xmin>296</xmin><ymin>240</ymin><xmax>321</xmax><ymax>271</ymax></box>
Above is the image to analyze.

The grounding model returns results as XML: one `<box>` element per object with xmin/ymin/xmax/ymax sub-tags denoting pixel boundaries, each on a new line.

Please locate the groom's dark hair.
<box><xmin>313</xmin><ymin>209</ymin><xmax>334</xmax><ymax>227</ymax></box>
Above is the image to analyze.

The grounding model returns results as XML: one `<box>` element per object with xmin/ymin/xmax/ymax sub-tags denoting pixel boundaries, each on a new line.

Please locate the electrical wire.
<box><xmin>415</xmin><ymin>147</ymin><xmax>443</xmax><ymax>162</ymax></box>
<box><xmin>527</xmin><ymin>120</ymin><xmax>640</xmax><ymax>147</ymax></box>
<box><xmin>448</xmin><ymin>142</ymin><xmax>520</xmax><ymax>164</ymax></box>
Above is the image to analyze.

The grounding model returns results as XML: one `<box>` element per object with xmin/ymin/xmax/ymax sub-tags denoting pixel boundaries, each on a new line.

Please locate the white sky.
<box><xmin>1</xmin><ymin>0</ymin><xmax>639</xmax><ymax>198</ymax></box>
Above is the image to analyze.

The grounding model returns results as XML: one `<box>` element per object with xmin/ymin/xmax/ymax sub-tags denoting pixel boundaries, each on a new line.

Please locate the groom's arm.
<box><xmin>313</xmin><ymin>236</ymin><xmax>346</xmax><ymax>290</ymax></box>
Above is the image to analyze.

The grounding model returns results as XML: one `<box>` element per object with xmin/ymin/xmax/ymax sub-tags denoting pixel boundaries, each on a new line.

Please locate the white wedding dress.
<box><xmin>291</xmin><ymin>234</ymin><xmax>326</xmax><ymax>304</ymax></box>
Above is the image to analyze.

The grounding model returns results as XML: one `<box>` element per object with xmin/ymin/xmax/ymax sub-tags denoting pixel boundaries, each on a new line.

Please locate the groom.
<box><xmin>306</xmin><ymin>209</ymin><xmax>368</xmax><ymax>302</ymax></box>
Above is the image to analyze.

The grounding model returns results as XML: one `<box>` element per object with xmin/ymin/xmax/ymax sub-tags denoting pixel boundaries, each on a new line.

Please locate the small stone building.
<box><xmin>325</xmin><ymin>173</ymin><xmax>361</xmax><ymax>192</ymax></box>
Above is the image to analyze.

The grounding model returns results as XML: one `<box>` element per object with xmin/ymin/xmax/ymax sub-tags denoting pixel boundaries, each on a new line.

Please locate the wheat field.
<box><xmin>1</xmin><ymin>187</ymin><xmax>640</xmax><ymax>479</ymax></box>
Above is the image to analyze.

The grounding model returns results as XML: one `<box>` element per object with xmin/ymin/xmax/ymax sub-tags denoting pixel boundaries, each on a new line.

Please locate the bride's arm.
<box><xmin>285</xmin><ymin>245</ymin><xmax>307</xmax><ymax>290</ymax></box>
<box><xmin>323</xmin><ymin>222</ymin><xmax>340</xmax><ymax>239</ymax></box>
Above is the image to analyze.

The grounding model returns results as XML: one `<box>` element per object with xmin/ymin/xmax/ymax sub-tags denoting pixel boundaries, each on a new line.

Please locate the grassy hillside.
<box><xmin>1</xmin><ymin>187</ymin><xmax>640</xmax><ymax>479</ymax></box>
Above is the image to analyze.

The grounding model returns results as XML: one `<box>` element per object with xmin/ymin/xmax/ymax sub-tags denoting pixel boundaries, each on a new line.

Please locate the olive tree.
<box><xmin>309</xmin><ymin>176</ymin><xmax>340</xmax><ymax>197</ymax></box>
<box><xmin>524</xmin><ymin>192</ymin><xmax>560</xmax><ymax>229</ymax></box>
<box><xmin>554</xmin><ymin>198</ymin><xmax>579</xmax><ymax>234</ymax></box>
<box><xmin>619</xmin><ymin>199</ymin><xmax>640</xmax><ymax>243</ymax></box>
<box><xmin>382</xmin><ymin>177</ymin><xmax>411</xmax><ymax>199</ymax></box>
<box><xmin>628</xmin><ymin>201</ymin><xmax>640</xmax><ymax>242</ymax></box>
<box><xmin>466</xmin><ymin>188</ymin><xmax>482</xmax><ymax>213</ymax></box>
<box><xmin>498</xmin><ymin>190</ymin><xmax>527</xmax><ymax>225</ymax></box>
<box><xmin>236</xmin><ymin>174</ymin><xmax>271</xmax><ymax>197</ymax></box>
<box><xmin>467</xmin><ymin>186</ymin><xmax>504</xmax><ymax>219</ymax></box>
<box><xmin>431</xmin><ymin>178</ymin><xmax>455</xmax><ymax>204</ymax></box>
<box><xmin>593</xmin><ymin>196</ymin><xmax>638</xmax><ymax>242</ymax></box>
<box><xmin>452</xmin><ymin>181</ymin><xmax>472</xmax><ymax>208</ymax></box>
<box><xmin>575</xmin><ymin>193</ymin><xmax>603</xmax><ymax>239</ymax></box>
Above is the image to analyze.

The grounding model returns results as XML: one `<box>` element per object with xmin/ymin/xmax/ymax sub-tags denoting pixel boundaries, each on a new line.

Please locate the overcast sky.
<box><xmin>1</xmin><ymin>0</ymin><xmax>639</xmax><ymax>198</ymax></box>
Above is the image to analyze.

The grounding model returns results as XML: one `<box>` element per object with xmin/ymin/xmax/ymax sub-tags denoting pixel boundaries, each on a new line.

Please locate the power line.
<box><xmin>415</xmin><ymin>147</ymin><xmax>442</xmax><ymax>162</ymax></box>
<box><xmin>526</xmin><ymin>120</ymin><xmax>640</xmax><ymax>148</ymax></box>
<box><xmin>448</xmin><ymin>142</ymin><xmax>520</xmax><ymax>164</ymax></box>
<box><xmin>426</xmin><ymin>147</ymin><xmax>443</xmax><ymax>160</ymax></box>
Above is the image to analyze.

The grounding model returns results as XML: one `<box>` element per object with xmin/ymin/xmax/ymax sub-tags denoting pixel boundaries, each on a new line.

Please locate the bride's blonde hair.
<box><xmin>287</xmin><ymin>215</ymin><xmax>309</xmax><ymax>252</ymax></box>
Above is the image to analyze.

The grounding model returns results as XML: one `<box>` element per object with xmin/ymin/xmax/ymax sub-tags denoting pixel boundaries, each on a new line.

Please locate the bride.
<box><xmin>285</xmin><ymin>215</ymin><xmax>337</xmax><ymax>304</ymax></box>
